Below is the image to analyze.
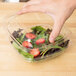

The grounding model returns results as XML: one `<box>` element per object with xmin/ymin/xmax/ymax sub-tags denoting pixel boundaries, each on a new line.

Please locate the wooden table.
<box><xmin>0</xmin><ymin>3</ymin><xmax>76</xmax><ymax>76</ymax></box>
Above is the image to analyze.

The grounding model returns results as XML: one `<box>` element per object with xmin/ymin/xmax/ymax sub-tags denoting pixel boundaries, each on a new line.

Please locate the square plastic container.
<box><xmin>7</xmin><ymin>13</ymin><xmax>71</xmax><ymax>62</ymax></box>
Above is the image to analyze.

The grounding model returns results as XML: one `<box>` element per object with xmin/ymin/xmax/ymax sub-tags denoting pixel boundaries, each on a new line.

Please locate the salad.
<box><xmin>10</xmin><ymin>26</ymin><xmax>69</xmax><ymax>62</ymax></box>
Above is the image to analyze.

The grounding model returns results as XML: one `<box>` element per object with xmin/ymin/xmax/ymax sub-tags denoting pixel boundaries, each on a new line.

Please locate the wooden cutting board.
<box><xmin>0</xmin><ymin>3</ymin><xmax>76</xmax><ymax>76</ymax></box>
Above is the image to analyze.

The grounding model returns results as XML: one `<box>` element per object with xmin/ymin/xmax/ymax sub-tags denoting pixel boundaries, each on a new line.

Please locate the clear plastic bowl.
<box><xmin>7</xmin><ymin>13</ymin><xmax>71</xmax><ymax>62</ymax></box>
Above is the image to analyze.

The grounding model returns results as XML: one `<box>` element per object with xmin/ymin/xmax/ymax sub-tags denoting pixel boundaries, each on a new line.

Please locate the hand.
<box><xmin>17</xmin><ymin>0</ymin><xmax>76</xmax><ymax>43</ymax></box>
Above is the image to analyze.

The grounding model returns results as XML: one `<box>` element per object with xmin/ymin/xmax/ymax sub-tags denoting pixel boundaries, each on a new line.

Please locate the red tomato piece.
<box><xmin>22</xmin><ymin>41</ymin><xmax>32</xmax><ymax>48</ymax></box>
<box><xmin>25</xmin><ymin>33</ymin><xmax>36</xmax><ymax>39</ymax></box>
<box><xmin>36</xmin><ymin>38</ymin><xmax>45</xmax><ymax>45</ymax></box>
<box><xmin>29</xmin><ymin>48</ymin><xmax>40</xmax><ymax>57</ymax></box>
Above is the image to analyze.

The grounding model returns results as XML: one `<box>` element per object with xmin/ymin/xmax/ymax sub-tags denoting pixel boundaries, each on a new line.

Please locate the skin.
<box><xmin>17</xmin><ymin>0</ymin><xmax>76</xmax><ymax>43</ymax></box>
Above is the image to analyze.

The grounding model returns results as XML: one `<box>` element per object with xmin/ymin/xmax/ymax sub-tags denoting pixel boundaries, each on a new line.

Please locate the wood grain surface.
<box><xmin>0</xmin><ymin>3</ymin><xmax>76</xmax><ymax>76</ymax></box>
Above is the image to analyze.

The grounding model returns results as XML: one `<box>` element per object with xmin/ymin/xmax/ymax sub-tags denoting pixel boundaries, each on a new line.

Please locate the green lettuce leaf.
<box><xmin>31</xmin><ymin>26</ymin><xmax>46</xmax><ymax>32</ymax></box>
<box><xmin>12</xmin><ymin>42</ymin><xmax>34</xmax><ymax>61</ymax></box>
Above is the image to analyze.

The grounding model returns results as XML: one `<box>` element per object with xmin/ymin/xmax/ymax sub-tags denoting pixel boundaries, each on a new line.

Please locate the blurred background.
<box><xmin>0</xmin><ymin>0</ymin><xmax>29</xmax><ymax>2</ymax></box>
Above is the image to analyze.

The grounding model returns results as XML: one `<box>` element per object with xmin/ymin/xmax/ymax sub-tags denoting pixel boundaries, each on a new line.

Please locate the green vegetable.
<box><xmin>16</xmin><ymin>38</ymin><xmax>22</xmax><ymax>44</ymax></box>
<box><xmin>12</xmin><ymin>41</ymin><xmax>21</xmax><ymax>50</ymax></box>
<box><xmin>16</xmin><ymin>33</ymin><xmax>27</xmax><ymax>44</ymax></box>
<box><xmin>55</xmin><ymin>35</ymin><xmax>63</xmax><ymax>41</ymax></box>
<box><xmin>31</xmin><ymin>26</ymin><xmax>49</xmax><ymax>47</ymax></box>
<box><xmin>45</xmin><ymin>33</ymin><xmax>49</xmax><ymax>44</ymax></box>
<box><xmin>11</xmin><ymin>26</ymin><xmax>69</xmax><ymax>61</ymax></box>
<box><xmin>20</xmin><ymin>33</ymin><xmax>25</xmax><ymax>42</ymax></box>
<box><xmin>40</xmin><ymin>44</ymin><xmax>64</xmax><ymax>57</ymax></box>
<box><xmin>31</xmin><ymin>26</ymin><xmax>46</xmax><ymax>32</ymax></box>
<box><xmin>18</xmin><ymin>49</ymin><xmax>34</xmax><ymax>61</ymax></box>
<box><xmin>55</xmin><ymin>35</ymin><xmax>64</xmax><ymax>45</ymax></box>
<box><xmin>31</xmin><ymin>32</ymin><xmax>48</xmax><ymax>48</ymax></box>
<box><xmin>12</xmin><ymin>42</ymin><xmax>34</xmax><ymax>61</ymax></box>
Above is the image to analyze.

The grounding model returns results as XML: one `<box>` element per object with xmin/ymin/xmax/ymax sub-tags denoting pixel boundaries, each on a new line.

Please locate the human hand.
<box><xmin>17</xmin><ymin>0</ymin><xmax>76</xmax><ymax>43</ymax></box>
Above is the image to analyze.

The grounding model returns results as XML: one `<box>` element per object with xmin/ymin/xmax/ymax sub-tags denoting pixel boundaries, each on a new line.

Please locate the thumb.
<box><xmin>49</xmin><ymin>16</ymin><xmax>65</xmax><ymax>43</ymax></box>
<box><xmin>48</xmin><ymin>7</ymin><xmax>74</xmax><ymax>43</ymax></box>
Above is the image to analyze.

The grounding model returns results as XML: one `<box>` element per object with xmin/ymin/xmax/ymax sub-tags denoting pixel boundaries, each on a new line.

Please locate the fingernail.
<box><xmin>49</xmin><ymin>37</ymin><xmax>55</xmax><ymax>43</ymax></box>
